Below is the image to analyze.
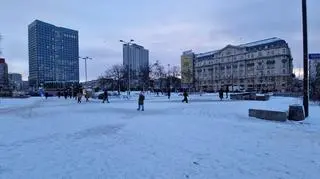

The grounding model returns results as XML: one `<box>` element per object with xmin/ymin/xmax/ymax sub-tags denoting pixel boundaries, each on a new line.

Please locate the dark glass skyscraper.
<box><xmin>28</xmin><ymin>20</ymin><xmax>79</xmax><ymax>89</ymax></box>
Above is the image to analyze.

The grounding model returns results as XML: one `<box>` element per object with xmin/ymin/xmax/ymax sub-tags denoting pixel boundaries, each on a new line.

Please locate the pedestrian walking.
<box><xmin>182</xmin><ymin>90</ymin><xmax>188</xmax><ymax>103</ymax></box>
<box><xmin>102</xmin><ymin>90</ymin><xmax>109</xmax><ymax>103</ymax></box>
<box><xmin>137</xmin><ymin>91</ymin><xmax>145</xmax><ymax>111</ymax></box>
<box><xmin>73</xmin><ymin>89</ymin><xmax>78</xmax><ymax>100</ymax></box>
<box><xmin>168</xmin><ymin>90</ymin><xmax>171</xmax><ymax>100</ymax></box>
<box><xmin>225</xmin><ymin>86</ymin><xmax>229</xmax><ymax>99</ymax></box>
<box><xmin>219</xmin><ymin>88</ymin><xmax>224</xmax><ymax>101</ymax></box>
<box><xmin>77</xmin><ymin>92</ymin><xmax>82</xmax><ymax>103</ymax></box>
<box><xmin>45</xmin><ymin>92</ymin><xmax>49</xmax><ymax>99</ymax></box>
<box><xmin>69</xmin><ymin>90</ymin><xmax>72</xmax><ymax>99</ymax></box>
<box><xmin>64</xmin><ymin>90</ymin><xmax>68</xmax><ymax>99</ymax></box>
<box><xmin>85</xmin><ymin>91</ymin><xmax>89</xmax><ymax>102</ymax></box>
<box><xmin>57</xmin><ymin>91</ymin><xmax>61</xmax><ymax>98</ymax></box>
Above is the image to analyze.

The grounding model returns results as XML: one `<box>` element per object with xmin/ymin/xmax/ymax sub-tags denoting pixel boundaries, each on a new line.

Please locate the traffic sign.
<box><xmin>309</xmin><ymin>53</ymin><xmax>320</xmax><ymax>59</ymax></box>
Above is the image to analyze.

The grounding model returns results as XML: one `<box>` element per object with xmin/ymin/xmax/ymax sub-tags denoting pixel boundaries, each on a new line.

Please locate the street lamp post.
<box><xmin>302</xmin><ymin>0</ymin><xmax>309</xmax><ymax>117</ymax></box>
<box><xmin>120</xmin><ymin>39</ymin><xmax>134</xmax><ymax>95</ymax></box>
<box><xmin>79</xmin><ymin>56</ymin><xmax>93</xmax><ymax>83</ymax></box>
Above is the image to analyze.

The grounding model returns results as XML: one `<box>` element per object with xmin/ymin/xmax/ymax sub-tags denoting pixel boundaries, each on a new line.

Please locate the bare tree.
<box><xmin>98</xmin><ymin>76</ymin><xmax>108</xmax><ymax>89</ymax></box>
<box><xmin>105</xmin><ymin>64</ymin><xmax>124</xmax><ymax>95</ymax></box>
<box><xmin>152</xmin><ymin>61</ymin><xmax>166</xmax><ymax>90</ymax></box>
<box><xmin>139</xmin><ymin>65</ymin><xmax>152</xmax><ymax>91</ymax></box>
<box><xmin>171</xmin><ymin>65</ymin><xmax>181</xmax><ymax>78</ymax></box>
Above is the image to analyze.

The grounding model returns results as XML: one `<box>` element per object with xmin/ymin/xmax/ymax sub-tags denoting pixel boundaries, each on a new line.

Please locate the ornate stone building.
<box><xmin>181</xmin><ymin>37</ymin><xmax>293</xmax><ymax>92</ymax></box>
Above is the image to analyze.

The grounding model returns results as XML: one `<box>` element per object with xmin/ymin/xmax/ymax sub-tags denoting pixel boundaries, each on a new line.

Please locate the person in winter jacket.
<box><xmin>225</xmin><ymin>86</ymin><xmax>229</xmax><ymax>99</ymax></box>
<box><xmin>102</xmin><ymin>90</ymin><xmax>109</xmax><ymax>103</ymax></box>
<box><xmin>137</xmin><ymin>91</ymin><xmax>145</xmax><ymax>111</ymax></box>
<box><xmin>219</xmin><ymin>88</ymin><xmax>224</xmax><ymax>100</ymax></box>
<box><xmin>77</xmin><ymin>92</ymin><xmax>82</xmax><ymax>103</ymax></box>
<box><xmin>64</xmin><ymin>90</ymin><xmax>68</xmax><ymax>99</ymax></box>
<box><xmin>182</xmin><ymin>90</ymin><xmax>188</xmax><ymax>103</ymax></box>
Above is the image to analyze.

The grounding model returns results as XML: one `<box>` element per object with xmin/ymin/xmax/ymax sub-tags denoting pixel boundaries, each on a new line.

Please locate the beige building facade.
<box><xmin>181</xmin><ymin>50</ymin><xmax>195</xmax><ymax>89</ymax></box>
<box><xmin>182</xmin><ymin>38</ymin><xmax>293</xmax><ymax>92</ymax></box>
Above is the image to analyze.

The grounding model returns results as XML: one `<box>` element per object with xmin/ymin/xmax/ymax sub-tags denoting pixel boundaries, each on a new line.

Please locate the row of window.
<box><xmin>196</xmin><ymin>49</ymin><xmax>289</xmax><ymax>67</ymax></box>
<box><xmin>197</xmin><ymin>77</ymin><xmax>288</xmax><ymax>85</ymax></box>
<box><xmin>197</xmin><ymin>68</ymin><xmax>288</xmax><ymax>78</ymax></box>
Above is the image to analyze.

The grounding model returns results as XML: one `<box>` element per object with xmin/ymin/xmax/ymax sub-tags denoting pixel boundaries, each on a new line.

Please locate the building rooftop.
<box><xmin>29</xmin><ymin>19</ymin><xmax>78</xmax><ymax>33</ymax></box>
<box><xmin>192</xmin><ymin>37</ymin><xmax>285</xmax><ymax>59</ymax></box>
<box><xmin>239</xmin><ymin>37</ymin><xmax>283</xmax><ymax>47</ymax></box>
<box><xmin>196</xmin><ymin>50</ymin><xmax>219</xmax><ymax>58</ymax></box>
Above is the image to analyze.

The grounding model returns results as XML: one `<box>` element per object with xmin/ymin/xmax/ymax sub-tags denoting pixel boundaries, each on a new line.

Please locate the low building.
<box><xmin>181</xmin><ymin>37</ymin><xmax>293</xmax><ymax>92</ymax></box>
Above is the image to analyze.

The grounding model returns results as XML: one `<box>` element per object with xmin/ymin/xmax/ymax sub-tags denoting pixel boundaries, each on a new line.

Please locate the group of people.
<box><xmin>43</xmin><ymin>88</ymin><xmax>194</xmax><ymax>112</ymax></box>
<box><xmin>218</xmin><ymin>87</ymin><xmax>230</xmax><ymax>100</ymax></box>
<box><xmin>54</xmin><ymin>88</ymin><xmax>91</xmax><ymax>104</ymax></box>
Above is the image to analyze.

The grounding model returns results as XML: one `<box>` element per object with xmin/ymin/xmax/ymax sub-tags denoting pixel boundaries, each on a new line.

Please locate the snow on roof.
<box><xmin>196</xmin><ymin>50</ymin><xmax>219</xmax><ymax>58</ymax></box>
<box><xmin>239</xmin><ymin>37</ymin><xmax>283</xmax><ymax>47</ymax></box>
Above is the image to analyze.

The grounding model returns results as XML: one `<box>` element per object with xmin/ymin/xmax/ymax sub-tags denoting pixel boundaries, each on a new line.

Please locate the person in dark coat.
<box><xmin>225</xmin><ymin>86</ymin><xmax>229</xmax><ymax>99</ymax></box>
<box><xmin>102</xmin><ymin>90</ymin><xmax>109</xmax><ymax>103</ymax></box>
<box><xmin>45</xmin><ymin>92</ymin><xmax>49</xmax><ymax>99</ymax></box>
<box><xmin>57</xmin><ymin>91</ymin><xmax>61</xmax><ymax>98</ymax></box>
<box><xmin>168</xmin><ymin>90</ymin><xmax>171</xmax><ymax>100</ymax></box>
<box><xmin>69</xmin><ymin>90</ymin><xmax>72</xmax><ymax>99</ymax></box>
<box><xmin>182</xmin><ymin>90</ymin><xmax>188</xmax><ymax>103</ymax></box>
<box><xmin>137</xmin><ymin>91</ymin><xmax>145</xmax><ymax>111</ymax></box>
<box><xmin>219</xmin><ymin>88</ymin><xmax>224</xmax><ymax>100</ymax></box>
<box><xmin>84</xmin><ymin>90</ymin><xmax>89</xmax><ymax>102</ymax></box>
<box><xmin>64</xmin><ymin>90</ymin><xmax>68</xmax><ymax>99</ymax></box>
<box><xmin>77</xmin><ymin>92</ymin><xmax>82</xmax><ymax>103</ymax></box>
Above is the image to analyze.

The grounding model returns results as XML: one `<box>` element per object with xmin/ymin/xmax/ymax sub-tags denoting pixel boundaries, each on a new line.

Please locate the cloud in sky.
<box><xmin>0</xmin><ymin>0</ymin><xmax>319</xmax><ymax>81</ymax></box>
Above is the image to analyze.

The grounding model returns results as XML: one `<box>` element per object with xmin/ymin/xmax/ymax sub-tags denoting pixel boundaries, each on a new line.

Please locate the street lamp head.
<box><xmin>130</xmin><ymin>39</ymin><xmax>134</xmax><ymax>42</ymax></box>
<box><xmin>119</xmin><ymin>40</ymin><xmax>124</xmax><ymax>43</ymax></box>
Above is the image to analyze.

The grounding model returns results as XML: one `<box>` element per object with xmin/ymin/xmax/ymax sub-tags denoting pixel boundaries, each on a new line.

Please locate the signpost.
<box><xmin>309</xmin><ymin>53</ymin><xmax>320</xmax><ymax>60</ymax></box>
<box><xmin>302</xmin><ymin>0</ymin><xmax>309</xmax><ymax>117</ymax></box>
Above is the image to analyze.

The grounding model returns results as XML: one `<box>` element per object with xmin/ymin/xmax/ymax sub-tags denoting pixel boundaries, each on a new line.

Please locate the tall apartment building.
<box><xmin>28</xmin><ymin>20</ymin><xmax>79</xmax><ymax>89</ymax></box>
<box><xmin>181</xmin><ymin>37</ymin><xmax>293</xmax><ymax>92</ymax></box>
<box><xmin>123</xmin><ymin>43</ymin><xmax>149</xmax><ymax>87</ymax></box>
<box><xmin>0</xmin><ymin>58</ymin><xmax>9</xmax><ymax>89</ymax></box>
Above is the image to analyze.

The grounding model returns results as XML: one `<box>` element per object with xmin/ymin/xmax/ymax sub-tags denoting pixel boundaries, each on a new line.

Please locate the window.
<box><xmin>282</xmin><ymin>69</ymin><xmax>286</xmax><ymax>74</ymax></box>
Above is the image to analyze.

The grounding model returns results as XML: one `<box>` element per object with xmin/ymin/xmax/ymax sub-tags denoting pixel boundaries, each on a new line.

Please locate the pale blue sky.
<box><xmin>0</xmin><ymin>0</ymin><xmax>319</xmax><ymax>81</ymax></box>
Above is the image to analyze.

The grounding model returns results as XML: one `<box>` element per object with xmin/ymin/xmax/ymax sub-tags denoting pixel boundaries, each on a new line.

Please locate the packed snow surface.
<box><xmin>0</xmin><ymin>94</ymin><xmax>319</xmax><ymax>179</ymax></box>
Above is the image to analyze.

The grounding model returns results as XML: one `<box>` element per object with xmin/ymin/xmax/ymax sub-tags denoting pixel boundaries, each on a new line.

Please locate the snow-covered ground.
<box><xmin>0</xmin><ymin>94</ymin><xmax>319</xmax><ymax>179</ymax></box>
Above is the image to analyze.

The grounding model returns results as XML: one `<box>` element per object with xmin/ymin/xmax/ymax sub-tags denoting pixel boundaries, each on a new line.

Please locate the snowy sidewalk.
<box><xmin>0</xmin><ymin>96</ymin><xmax>319</xmax><ymax>179</ymax></box>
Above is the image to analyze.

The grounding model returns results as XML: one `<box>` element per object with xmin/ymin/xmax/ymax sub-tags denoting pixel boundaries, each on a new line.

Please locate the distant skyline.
<box><xmin>0</xmin><ymin>0</ymin><xmax>319</xmax><ymax>81</ymax></box>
